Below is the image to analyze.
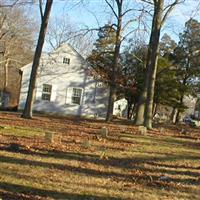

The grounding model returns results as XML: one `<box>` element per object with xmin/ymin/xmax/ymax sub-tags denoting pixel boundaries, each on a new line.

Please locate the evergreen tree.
<box><xmin>87</xmin><ymin>25</ymin><xmax>116</xmax><ymax>83</ymax></box>
<box><xmin>173</xmin><ymin>18</ymin><xmax>200</xmax><ymax>122</ymax></box>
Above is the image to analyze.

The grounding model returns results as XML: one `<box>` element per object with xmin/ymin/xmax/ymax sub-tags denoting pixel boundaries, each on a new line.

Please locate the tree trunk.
<box><xmin>153</xmin><ymin>103</ymin><xmax>158</xmax><ymax>117</ymax></box>
<box><xmin>3</xmin><ymin>58</ymin><xmax>9</xmax><ymax>90</ymax></box>
<box><xmin>1</xmin><ymin>58</ymin><xmax>9</xmax><ymax>108</ymax></box>
<box><xmin>144</xmin><ymin>1</ymin><xmax>164</xmax><ymax>129</ymax></box>
<box><xmin>106</xmin><ymin>2</ymin><xmax>122</xmax><ymax>122</ymax></box>
<box><xmin>170</xmin><ymin>107</ymin><xmax>177</xmax><ymax>124</ymax></box>
<box><xmin>134</xmin><ymin>86</ymin><xmax>147</xmax><ymax>125</ymax></box>
<box><xmin>134</xmin><ymin>59</ymin><xmax>147</xmax><ymax>125</ymax></box>
<box><xmin>127</xmin><ymin>103</ymin><xmax>131</xmax><ymax>119</ymax></box>
<box><xmin>106</xmin><ymin>84</ymin><xmax>116</xmax><ymax>121</ymax></box>
<box><xmin>127</xmin><ymin>100</ymin><xmax>134</xmax><ymax>120</ymax></box>
<box><xmin>175</xmin><ymin>94</ymin><xmax>184</xmax><ymax>124</ymax></box>
<box><xmin>127</xmin><ymin>102</ymin><xmax>131</xmax><ymax>119</ymax></box>
<box><xmin>21</xmin><ymin>1</ymin><xmax>53</xmax><ymax>119</ymax></box>
<box><xmin>175</xmin><ymin>110</ymin><xmax>180</xmax><ymax>124</ymax></box>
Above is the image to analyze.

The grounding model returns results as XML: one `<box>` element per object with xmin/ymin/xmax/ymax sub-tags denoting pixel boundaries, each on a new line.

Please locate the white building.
<box><xmin>113</xmin><ymin>98</ymin><xmax>127</xmax><ymax>117</ymax></box>
<box><xmin>19</xmin><ymin>43</ymin><xmax>109</xmax><ymax>118</ymax></box>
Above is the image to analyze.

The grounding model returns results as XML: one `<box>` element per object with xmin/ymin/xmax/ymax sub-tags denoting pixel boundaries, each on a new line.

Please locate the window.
<box><xmin>41</xmin><ymin>84</ymin><xmax>52</xmax><ymax>101</ymax></box>
<box><xmin>71</xmin><ymin>88</ymin><xmax>82</xmax><ymax>105</ymax></box>
<box><xmin>63</xmin><ymin>57</ymin><xmax>70</xmax><ymax>64</ymax></box>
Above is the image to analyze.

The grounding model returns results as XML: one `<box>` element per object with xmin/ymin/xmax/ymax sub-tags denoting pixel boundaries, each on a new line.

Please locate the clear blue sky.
<box><xmin>52</xmin><ymin>0</ymin><xmax>200</xmax><ymax>40</ymax></box>
<box><xmin>51</xmin><ymin>0</ymin><xmax>111</xmax><ymax>29</ymax></box>
<box><xmin>39</xmin><ymin>0</ymin><xmax>200</xmax><ymax>47</ymax></box>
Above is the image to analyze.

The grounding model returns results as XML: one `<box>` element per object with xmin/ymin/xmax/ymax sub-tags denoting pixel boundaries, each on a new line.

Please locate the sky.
<box><xmin>49</xmin><ymin>0</ymin><xmax>200</xmax><ymax>40</ymax></box>
<box><xmin>31</xmin><ymin>0</ymin><xmax>200</xmax><ymax>51</ymax></box>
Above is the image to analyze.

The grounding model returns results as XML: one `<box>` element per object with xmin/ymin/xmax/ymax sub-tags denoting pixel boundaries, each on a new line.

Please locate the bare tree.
<box><xmin>21</xmin><ymin>0</ymin><xmax>53</xmax><ymax>118</ymax></box>
<box><xmin>105</xmin><ymin>0</ymin><xmax>123</xmax><ymax>121</ymax></box>
<box><xmin>46</xmin><ymin>14</ymin><xmax>93</xmax><ymax>57</ymax></box>
<box><xmin>105</xmin><ymin>0</ymin><xmax>145</xmax><ymax>121</ymax></box>
<box><xmin>0</xmin><ymin>6</ymin><xmax>36</xmax><ymax>104</ymax></box>
<box><xmin>0</xmin><ymin>0</ymin><xmax>20</xmax><ymax>7</ymax></box>
<box><xmin>135</xmin><ymin>0</ymin><xmax>185</xmax><ymax>129</ymax></box>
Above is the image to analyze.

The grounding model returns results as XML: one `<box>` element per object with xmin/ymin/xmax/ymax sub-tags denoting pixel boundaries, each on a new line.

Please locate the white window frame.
<box><xmin>63</xmin><ymin>57</ymin><xmax>70</xmax><ymax>64</ymax></box>
<box><xmin>41</xmin><ymin>84</ymin><xmax>52</xmax><ymax>101</ymax></box>
<box><xmin>71</xmin><ymin>87</ymin><xmax>83</xmax><ymax>105</ymax></box>
<box><xmin>66</xmin><ymin>87</ymin><xmax>83</xmax><ymax>105</ymax></box>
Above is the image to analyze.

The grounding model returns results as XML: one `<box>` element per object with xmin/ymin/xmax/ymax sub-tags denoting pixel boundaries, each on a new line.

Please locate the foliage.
<box><xmin>174</xmin><ymin>18</ymin><xmax>200</xmax><ymax>93</ymax></box>
<box><xmin>154</xmin><ymin>35</ymin><xmax>179</xmax><ymax>109</ymax></box>
<box><xmin>87</xmin><ymin>24</ymin><xmax>117</xmax><ymax>83</ymax></box>
<box><xmin>172</xmin><ymin>19</ymin><xmax>200</xmax><ymax>115</ymax></box>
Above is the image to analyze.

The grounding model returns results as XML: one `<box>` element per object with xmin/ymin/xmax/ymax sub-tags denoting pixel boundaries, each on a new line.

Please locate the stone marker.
<box><xmin>119</xmin><ymin>125</ymin><xmax>126</xmax><ymax>133</ymax></box>
<box><xmin>180</xmin><ymin>129</ymin><xmax>187</xmax><ymax>135</ymax></box>
<box><xmin>100</xmin><ymin>127</ymin><xmax>108</xmax><ymax>138</ymax></box>
<box><xmin>45</xmin><ymin>132</ymin><xmax>54</xmax><ymax>143</ymax></box>
<box><xmin>82</xmin><ymin>139</ymin><xmax>91</xmax><ymax>148</ymax></box>
<box><xmin>138</xmin><ymin>126</ymin><xmax>147</xmax><ymax>135</ymax></box>
<box><xmin>160</xmin><ymin>127</ymin><xmax>165</xmax><ymax>134</ymax></box>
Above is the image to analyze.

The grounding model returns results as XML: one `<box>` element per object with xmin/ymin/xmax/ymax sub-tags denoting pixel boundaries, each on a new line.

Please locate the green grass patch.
<box><xmin>0</xmin><ymin>126</ymin><xmax>45</xmax><ymax>138</ymax></box>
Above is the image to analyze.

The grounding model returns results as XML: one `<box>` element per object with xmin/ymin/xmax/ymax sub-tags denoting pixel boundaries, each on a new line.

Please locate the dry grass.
<box><xmin>0</xmin><ymin>112</ymin><xmax>199</xmax><ymax>200</ymax></box>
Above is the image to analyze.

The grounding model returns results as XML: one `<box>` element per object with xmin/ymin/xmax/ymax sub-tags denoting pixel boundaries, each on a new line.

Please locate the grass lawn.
<box><xmin>0</xmin><ymin>112</ymin><xmax>199</xmax><ymax>200</ymax></box>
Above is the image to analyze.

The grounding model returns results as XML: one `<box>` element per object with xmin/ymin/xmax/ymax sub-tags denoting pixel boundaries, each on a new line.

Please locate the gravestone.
<box><xmin>82</xmin><ymin>139</ymin><xmax>91</xmax><ymax>148</ymax></box>
<box><xmin>138</xmin><ymin>126</ymin><xmax>147</xmax><ymax>135</ymax></box>
<box><xmin>45</xmin><ymin>132</ymin><xmax>54</xmax><ymax>143</ymax></box>
<box><xmin>100</xmin><ymin>127</ymin><xmax>108</xmax><ymax>138</ymax></box>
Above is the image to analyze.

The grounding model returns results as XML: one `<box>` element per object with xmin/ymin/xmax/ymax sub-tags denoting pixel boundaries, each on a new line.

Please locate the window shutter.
<box><xmin>50</xmin><ymin>84</ymin><xmax>57</xmax><ymax>102</ymax></box>
<box><xmin>80</xmin><ymin>88</ymin><xmax>83</xmax><ymax>104</ymax></box>
<box><xmin>66</xmin><ymin>87</ymin><xmax>73</xmax><ymax>104</ymax></box>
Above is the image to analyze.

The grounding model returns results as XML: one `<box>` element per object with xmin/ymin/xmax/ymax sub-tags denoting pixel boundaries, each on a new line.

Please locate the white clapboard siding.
<box><xmin>66</xmin><ymin>87</ymin><xmax>73</xmax><ymax>104</ymax></box>
<box><xmin>19</xmin><ymin>43</ymin><xmax>109</xmax><ymax>117</ymax></box>
<box><xmin>51</xmin><ymin>84</ymin><xmax>57</xmax><ymax>102</ymax></box>
<box><xmin>35</xmin><ymin>86</ymin><xmax>42</xmax><ymax>100</ymax></box>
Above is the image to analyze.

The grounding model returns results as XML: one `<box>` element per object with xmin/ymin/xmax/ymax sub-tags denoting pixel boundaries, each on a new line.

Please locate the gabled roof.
<box><xmin>21</xmin><ymin>43</ymin><xmax>89</xmax><ymax>71</ymax></box>
<box><xmin>50</xmin><ymin>42</ymin><xmax>88</xmax><ymax>65</ymax></box>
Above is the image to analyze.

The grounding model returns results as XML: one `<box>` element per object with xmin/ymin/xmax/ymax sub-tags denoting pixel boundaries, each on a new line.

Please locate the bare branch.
<box><xmin>122</xmin><ymin>19</ymin><xmax>137</xmax><ymax>32</ymax></box>
<box><xmin>105</xmin><ymin>0</ymin><xmax>118</xmax><ymax>19</ymax></box>
<box><xmin>140</xmin><ymin>0</ymin><xmax>154</xmax><ymax>5</ymax></box>
<box><xmin>162</xmin><ymin>0</ymin><xmax>185</xmax><ymax>26</ymax></box>
<box><xmin>83</xmin><ymin>3</ymin><xmax>101</xmax><ymax>28</ymax></box>
<box><xmin>122</xmin><ymin>8</ymin><xmax>135</xmax><ymax>16</ymax></box>
<box><xmin>39</xmin><ymin>0</ymin><xmax>44</xmax><ymax>20</ymax></box>
<box><xmin>0</xmin><ymin>0</ymin><xmax>20</xmax><ymax>7</ymax></box>
<box><xmin>0</xmin><ymin>0</ymin><xmax>37</xmax><ymax>7</ymax></box>
<box><xmin>190</xmin><ymin>1</ymin><xmax>200</xmax><ymax>18</ymax></box>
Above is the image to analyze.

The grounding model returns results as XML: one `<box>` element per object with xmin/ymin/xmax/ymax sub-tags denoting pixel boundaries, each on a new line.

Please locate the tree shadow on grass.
<box><xmin>1</xmin><ymin>141</ymin><xmax>200</xmax><ymax>173</ymax></box>
<box><xmin>0</xmin><ymin>154</ymin><xmax>141</xmax><ymax>181</ymax></box>
<box><xmin>0</xmin><ymin>144</ymin><xmax>156</xmax><ymax>170</ymax></box>
<box><xmin>0</xmin><ymin>152</ymin><xmax>200</xmax><ymax>186</ymax></box>
<box><xmin>148</xmin><ymin>162</ymin><xmax>200</xmax><ymax>170</ymax></box>
<box><xmin>0</xmin><ymin>182</ymin><xmax>120</xmax><ymax>200</ymax></box>
<box><xmin>147</xmin><ymin>136</ymin><xmax>200</xmax><ymax>150</ymax></box>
